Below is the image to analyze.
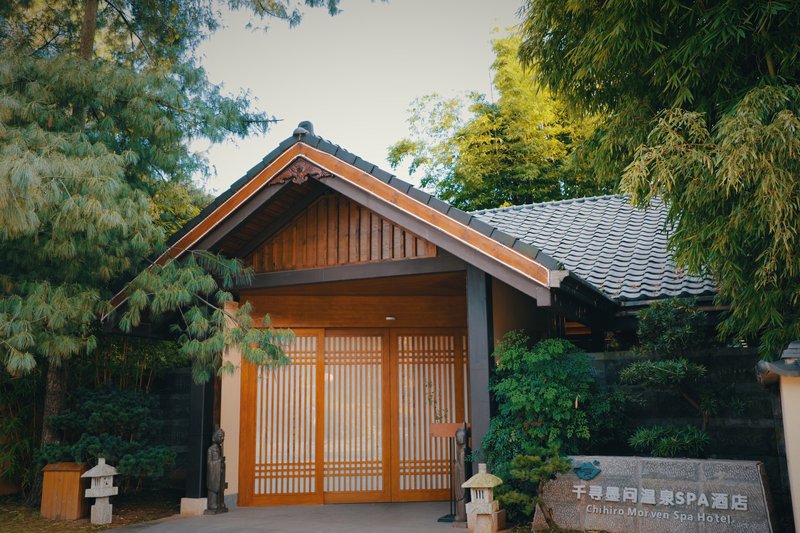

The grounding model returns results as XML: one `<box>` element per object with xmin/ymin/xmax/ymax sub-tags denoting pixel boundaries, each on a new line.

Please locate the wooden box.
<box><xmin>41</xmin><ymin>462</ymin><xmax>89</xmax><ymax>520</ymax></box>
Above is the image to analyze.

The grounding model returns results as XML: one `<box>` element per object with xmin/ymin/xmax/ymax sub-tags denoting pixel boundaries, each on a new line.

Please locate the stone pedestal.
<box><xmin>90</xmin><ymin>497</ymin><xmax>112</xmax><ymax>525</ymax></box>
<box><xmin>466</xmin><ymin>503</ymin><xmax>506</xmax><ymax>533</ymax></box>
<box><xmin>180</xmin><ymin>497</ymin><xmax>208</xmax><ymax>516</ymax></box>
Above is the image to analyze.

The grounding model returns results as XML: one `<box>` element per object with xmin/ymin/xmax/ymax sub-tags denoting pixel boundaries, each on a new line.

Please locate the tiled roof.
<box><xmin>473</xmin><ymin>195</ymin><xmax>716</xmax><ymax>302</ymax></box>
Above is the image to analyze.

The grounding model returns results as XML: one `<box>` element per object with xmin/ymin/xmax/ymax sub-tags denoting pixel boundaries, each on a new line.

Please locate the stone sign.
<box><xmin>533</xmin><ymin>456</ymin><xmax>775</xmax><ymax>532</ymax></box>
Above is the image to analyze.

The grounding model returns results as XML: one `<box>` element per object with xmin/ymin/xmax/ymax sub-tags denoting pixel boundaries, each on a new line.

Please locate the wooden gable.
<box><xmin>246</xmin><ymin>194</ymin><xmax>437</xmax><ymax>273</ymax></box>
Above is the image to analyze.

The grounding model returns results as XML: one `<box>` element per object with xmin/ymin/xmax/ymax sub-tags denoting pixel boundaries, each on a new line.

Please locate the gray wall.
<box><xmin>589</xmin><ymin>349</ymin><xmax>793</xmax><ymax>531</ymax></box>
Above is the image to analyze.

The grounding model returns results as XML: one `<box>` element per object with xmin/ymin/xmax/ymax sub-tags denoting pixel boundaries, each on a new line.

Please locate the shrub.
<box><xmin>482</xmin><ymin>334</ymin><xmax>622</xmax><ymax>523</ymax></box>
<box><xmin>38</xmin><ymin>386</ymin><xmax>175</xmax><ymax>491</ymax></box>
<box><xmin>621</xmin><ymin>298</ymin><xmax>713</xmax><ymax>455</ymax></box>
<box><xmin>637</xmin><ymin>298</ymin><xmax>708</xmax><ymax>356</ymax></box>
<box><xmin>628</xmin><ymin>425</ymin><xmax>710</xmax><ymax>458</ymax></box>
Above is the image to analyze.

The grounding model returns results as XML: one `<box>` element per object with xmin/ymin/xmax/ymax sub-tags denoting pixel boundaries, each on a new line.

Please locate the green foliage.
<box><xmin>388</xmin><ymin>33</ymin><xmax>608</xmax><ymax>211</ymax></box>
<box><xmin>620</xmin><ymin>299</ymin><xmax>712</xmax><ymax>451</ymax></box>
<box><xmin>68</xmin><ymin>335</ymin><xmax>190</xmax><ymax>392</ymax></box>
<box><xmin>637</xmin><ymin>299</ymin><xmax>708</xmax><ymax>356</ymax></box>
<box><xmin>0</xmin><ymin>369</ymin><xmax>42</xmax><ymax>492</ymax></box>
<box><xmin>39</xmin><ymin>386</ymin><xmax>176</xmax><ymax>489</ymax></box>
<box><xmin>482</xmin><ymin>334</ymin><xmax>620</xmax><ymax>522</ymax></box>
<box><xmin>119</xmin><ymin>250</ymin><xmax>294</xmax><ymax>382</ymax></box>
<box><xmin>496</xmin><ymin>451</ymin><xmax>572</xmax><ymax>522</ymax></box>
<box><xmin>620</xmin><ymin>359</ymin><xmax>706</xmax><ymax>389</ymax></box>
<box><xmin>0</xmin><ymin>0</ymin><xmax>332</xmax><ymax>382</ymax></box>
<box><xmin>628</xmin><ymin>425</ymin><xmax>710</xmax><ymax>458</ymax></box>
<box><xmin>519</xmin><ymin>1</ymin><xmax>800</xmax><ymax>357</ymax></box>
<box><xmin>623</xmin><ymin>86</ymin><xmax>800</xmax><ymax>358</ymax></box>
<box><xmin>519</xmin><ymin>0</ymin><xmax>800</xmax><ymax>183</ymax></box>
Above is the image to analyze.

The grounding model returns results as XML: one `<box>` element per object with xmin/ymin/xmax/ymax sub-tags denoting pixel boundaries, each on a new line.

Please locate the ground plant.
<box><xmin>482</xmin><ymin>334</ymin><xmax>621</xmax><ymax>524</ymax></box>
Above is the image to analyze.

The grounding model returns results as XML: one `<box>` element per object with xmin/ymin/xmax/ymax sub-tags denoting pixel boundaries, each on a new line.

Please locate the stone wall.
<box><xmin>588</xmin><ymin>348</ymin><xmax>793</xmax><ymax>531</ymax></box>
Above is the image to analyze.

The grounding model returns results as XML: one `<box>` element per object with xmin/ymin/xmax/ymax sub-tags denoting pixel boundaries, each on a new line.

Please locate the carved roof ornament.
<box><xmin>272</xmin><ymin>157</ymin><xmax>334</xmax><ymax>186</ymax></box>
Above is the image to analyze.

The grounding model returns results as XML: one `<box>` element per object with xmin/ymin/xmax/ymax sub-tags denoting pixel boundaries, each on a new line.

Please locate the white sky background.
<box><xmin>196</xmin><ymin>0</ymin><xmax>522</xmax><ymax>193</ymax></box>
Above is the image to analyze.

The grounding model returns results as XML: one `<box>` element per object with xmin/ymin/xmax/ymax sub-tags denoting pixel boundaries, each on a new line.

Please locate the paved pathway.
<box><xmin>114</xmin><ymin>502</ymin><xmax>461</xmax><ymax>532</ymax></box>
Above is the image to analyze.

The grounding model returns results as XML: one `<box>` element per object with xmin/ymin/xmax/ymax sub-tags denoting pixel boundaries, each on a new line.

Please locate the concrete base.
<box><xmin>179</xmin><ymin>497</ymin><xmax>207</xmax><ymax>516</ymax></box>
<box><xmin>224</xmin><ymin>492</ymin><xmax>238</xmax><ymax>509</ymax></box>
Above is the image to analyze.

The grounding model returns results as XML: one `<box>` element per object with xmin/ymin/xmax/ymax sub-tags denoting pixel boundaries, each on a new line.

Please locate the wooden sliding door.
<box><xmin>391</xmin><ymin>329</ymin><xmax>466</xmax><ymax>502</ymax></box>
<box><xmin>241</xmin><ymin>330</ymin><xmax>324</xmax><ymax>506</ymax></box>
<box><xmin>239</xmin><ymin>327</ymin><xmax>466</xmax><ymax>506</ymax></box>
<box><xmin>322</xmin><ymin>330</ymin><xmax>391</xmax><ymax>503</ymax></box>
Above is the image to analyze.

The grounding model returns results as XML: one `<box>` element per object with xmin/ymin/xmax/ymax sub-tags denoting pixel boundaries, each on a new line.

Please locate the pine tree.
<box><xmin>0</xmin><ymin>0</ymin><xmax>340</xmax><ymax>498</ymax></box>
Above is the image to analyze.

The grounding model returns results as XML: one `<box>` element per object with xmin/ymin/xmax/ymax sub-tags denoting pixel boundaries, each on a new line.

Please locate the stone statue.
<box><xmin>205</xmin><ymin>427</ymin><xmax>228</xmax><ymax>515</ymax></box>
<box><xmin>454</xmin><ymin>425</ymin><xmax>470</xmax><ymax>522</ymax></box>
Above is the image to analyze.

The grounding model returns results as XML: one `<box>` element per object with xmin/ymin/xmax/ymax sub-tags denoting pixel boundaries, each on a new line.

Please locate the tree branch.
<box><xmin>104</xmin><ymin>0</ymin><xmax>154</xmax><ymax>62</ymax></box>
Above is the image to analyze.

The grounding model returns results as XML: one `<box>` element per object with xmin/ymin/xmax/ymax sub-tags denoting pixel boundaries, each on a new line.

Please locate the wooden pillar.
<box><xmin>466</xmin><ymin>265</ymin><xmax>494</xmax><ymax>456</ymax></box>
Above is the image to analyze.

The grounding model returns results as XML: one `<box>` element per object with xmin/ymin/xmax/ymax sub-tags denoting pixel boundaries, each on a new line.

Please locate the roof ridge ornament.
<box><xmin>273</xmin><ymin>157</ymin><xmax>334</xmax><ymax>186</ymax></box>
<box><xmin>293</xmin><ymin>120</ymin><xmax>314</xmax><ymax>137</ymax></box>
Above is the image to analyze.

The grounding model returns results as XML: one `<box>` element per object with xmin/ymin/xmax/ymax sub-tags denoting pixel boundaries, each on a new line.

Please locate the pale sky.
<box><xmin>196</xmin><ymin>0</ymin><xmax>522</xmax><ymax>192</ymax></box>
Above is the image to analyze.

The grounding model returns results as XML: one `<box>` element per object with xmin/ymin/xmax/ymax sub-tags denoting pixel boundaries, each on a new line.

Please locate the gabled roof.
<box><xmin>147</xmin><ymin>122</ymin><xmax>585</xmax><ymax>307</ymax></box>
<box><xmin>169</xmin><ymin>123</ymin><xmax>561</xmax><ymax>272</ymax></box>
<box><xmin>473</xmin><ymin>195</ymin><xmax>716</xmax><ymax>303</ymax></box>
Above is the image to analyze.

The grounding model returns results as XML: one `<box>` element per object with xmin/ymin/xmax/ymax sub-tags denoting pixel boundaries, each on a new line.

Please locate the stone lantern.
<box><xmin>81</xmin><ymin>457</ymin><xmax>118</xmax><ymax>525</ymax></box>
<box><xmin>462</xmin><ymin>463</ymin><xmax>506</xmax><ymax>533</ymax></box>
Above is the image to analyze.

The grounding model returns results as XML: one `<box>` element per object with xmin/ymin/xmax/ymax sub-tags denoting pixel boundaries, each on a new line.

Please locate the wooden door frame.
<box><xmin>238</xmin><ymin>326</ymin><xmax>466</xmax><ymax>506</ymax></box>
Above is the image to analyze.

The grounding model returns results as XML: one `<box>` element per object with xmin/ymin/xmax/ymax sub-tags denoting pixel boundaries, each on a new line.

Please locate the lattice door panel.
<box><xmin>322</xmin><ymin>331</ymin><xmax>390</xmax><ymax>503</ymax></box>
<box><xmin>244</xmin><ymin>331</ymin><xmax>323</xmax><ymax>505</ymax></box>
<box><xmin>391</xmin><ymin>329</ymin><xmax>466</xmax><ymax>501</ymax></box>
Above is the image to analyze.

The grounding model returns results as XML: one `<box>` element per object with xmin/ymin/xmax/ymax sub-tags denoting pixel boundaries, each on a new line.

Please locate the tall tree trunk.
<box><xmin>27</xmin><ymin>361</ymin><xmax>68</xmax><ymax>505</ymax></box>
<box><xmin>40</xmin><ymin>362</ymin><xmax>68</xmax><ymax>446</ymax></box>
<box><xmin>76</xmin><ymin>0</ymin><xmax>99</xmax><ymax>125</ymax></box>
<box><xmin>29</xmin><ymin>0</ymin><xmax>99</xmax><ymax>506</ymax></box>
<box><xmin>79</xmin><ymin>0</ymin><xmax>99</xmax><ymax>60</ymax></box>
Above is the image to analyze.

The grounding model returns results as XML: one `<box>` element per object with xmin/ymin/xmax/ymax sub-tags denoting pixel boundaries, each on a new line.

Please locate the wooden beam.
<box><xmin>466</xmin><ymin>265</ymin><xmax>493</xmax><ymax>456</ymax></box>
<box><xmin>185</xmin><ymin>376</ymin><xmax>213</xmax><ymax>499</ymax></box>
<box><xmin>235</xmin><ymin>182</ymin><xmax>329</xmax><ymax>258</ymax></box>
<box><xmin>313</xmin><ymin>175</ymin><xmax>553</xmax><ymax>305</ymax></box>
<box><xmin>193</xmin><ymin>180</ymin><xmax>293</xmax><ymax>251</ymax></box>
<box><xmin>235</xmin><ymin>253</ymin><xmax>466</xmax><ymax>290</ymax></box>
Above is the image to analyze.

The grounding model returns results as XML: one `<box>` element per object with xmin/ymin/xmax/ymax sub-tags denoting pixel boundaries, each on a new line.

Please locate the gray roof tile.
<box><xmin>473</xmin><ymin>195</ymin><xmax>716</xmax><ymax>302</ymax></box>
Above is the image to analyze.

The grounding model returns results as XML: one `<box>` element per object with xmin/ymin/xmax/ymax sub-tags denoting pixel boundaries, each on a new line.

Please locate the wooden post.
<box><xmin>466</xmin><ymin>265</ymin><xmax>493</xmax><ymax>456</ymax></box>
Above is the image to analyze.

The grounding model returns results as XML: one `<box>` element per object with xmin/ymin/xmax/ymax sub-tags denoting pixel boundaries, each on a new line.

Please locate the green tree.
<box><xmin>519</xmin><ymin>1</ymin><xmax>800</xmax><ymax>357</ymax></box>
<box><xmin>482</xmin><ymin>334</ymin><xmax>620</xmax><ymax>522</ymax></box>
<box><xmin>388</xmin><ymin>33</ymin><xmax>607</xmax><ymax>211</ymax></box>
<box><xmin>0</xmin><ymin>0</ymin><xmax>339</xmax><ymax>488</ymax></box>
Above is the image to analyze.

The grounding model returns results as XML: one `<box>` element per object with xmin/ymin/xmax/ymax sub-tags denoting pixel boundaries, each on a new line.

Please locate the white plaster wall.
<box><xmin>221</xmin><ymin>301</ymin><xmax>242</xmax><ymax>502</ymax></box>
<box><xmin>781</xmin><ymin>376</ymin><xmax>800</xmax><ymax>532</ymax></box>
